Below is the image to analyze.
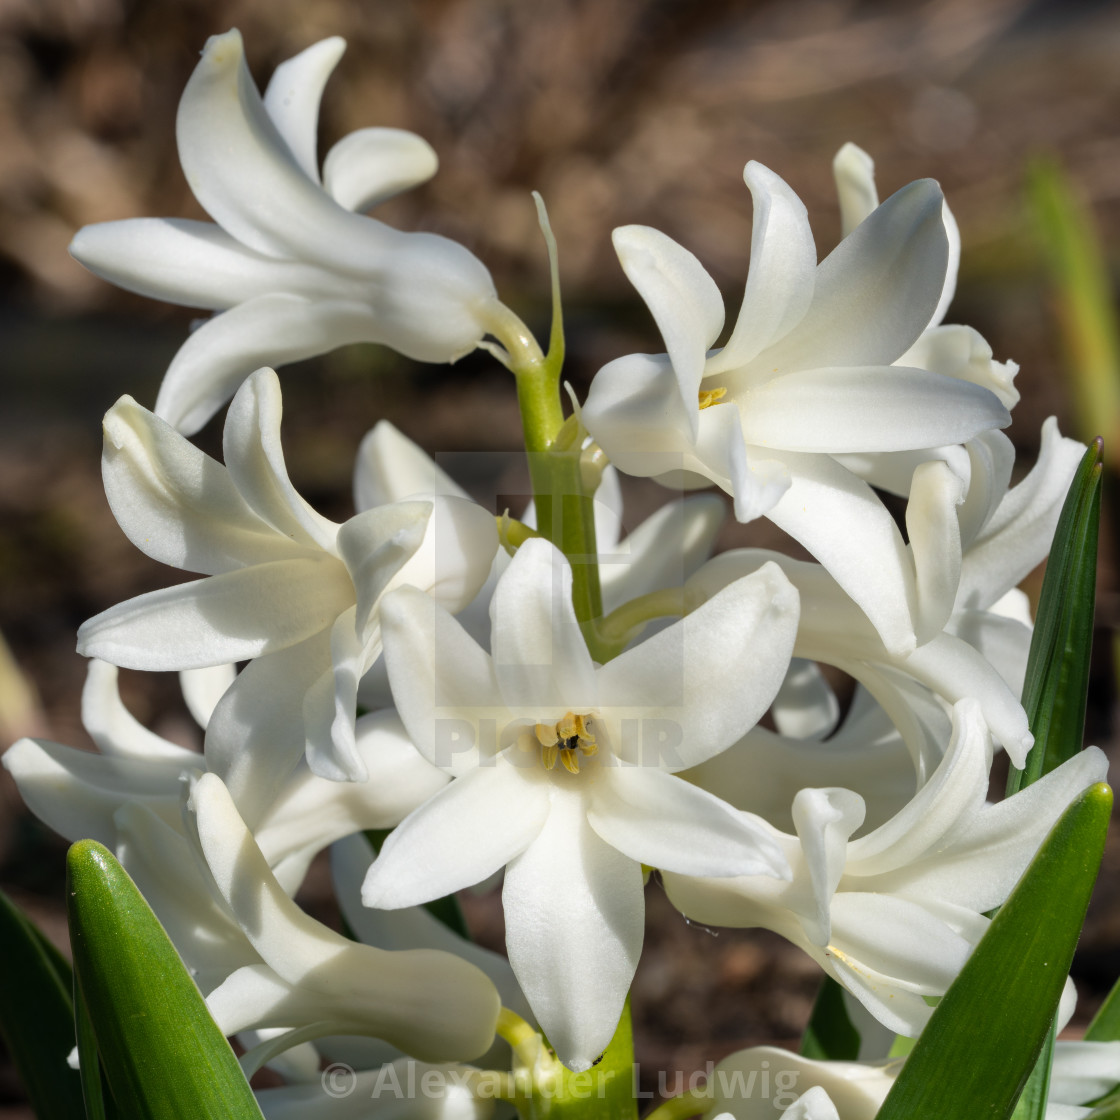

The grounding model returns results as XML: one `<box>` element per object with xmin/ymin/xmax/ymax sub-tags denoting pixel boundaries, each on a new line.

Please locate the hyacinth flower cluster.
<box><xmin>3</xmin><ymin>28</ymin><xmax>1118</xmax><ymax>1120</ymax></box>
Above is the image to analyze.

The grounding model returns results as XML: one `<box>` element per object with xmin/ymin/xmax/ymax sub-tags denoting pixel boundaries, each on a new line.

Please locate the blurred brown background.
<box><xmin>3</xmin><ymin>0</ymin><xmax>1120</xmax><ymax>1113</ymax></box>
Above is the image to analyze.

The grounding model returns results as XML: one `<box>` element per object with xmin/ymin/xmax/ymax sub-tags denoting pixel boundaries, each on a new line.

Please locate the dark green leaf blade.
<box><xmin>1086</xmin><ymin>975</ymin><xmax>1120</xmax><ymax>1042</ymax></box>
<box><xmin>1008</xmin><ymin>439</ymin><xmax>1103</xmax><ymax>794</ymax></box>
<box><xmin>1003</xmin><ymin>438</ymin><xmax>1102</xmax><ymax>1117</ymax></box>
<box><xmin>0</xmin><ymin>887</ymin><xmax>86</xmax><ymax>1120</ymax></box>
<box><xmin>800</xmin><ymin>976</ymin><xmax>860</xmax><ymax>1060</ymax></box>
<box><xmin>74</xmin><ymin>972</ymin><xmax>120</xmax><ymax>1120</ymax></box>
<box><xmin>875</xmin><ymin>782</ymin><xmax>1112</xmax><ymax>1120</ymax></box>
<box><xmin>66</xmin><ymin>839</ymin><xmax>265</xmax><ymax>1120</ymax></box>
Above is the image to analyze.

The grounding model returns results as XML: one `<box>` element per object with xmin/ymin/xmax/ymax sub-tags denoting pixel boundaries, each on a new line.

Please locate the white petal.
<box><xmin>82</xmin><ymin>660</ymin><xmax>198</xmax><ymax>761</ymax></box>
<box><xmin>337</xmin><ymin>503</ymin><xmax>432</xmax><ymax>639</ymax></box>
<box><xmin>957</xmin><ymin>417</ymin><xmax>1086</xmax><ymax>611</ymax></box>
<box><xmin>901</xmin><ymin>635</ymin><xmax>1031</xmax><ymax>764</ymax></box>
<box><xmin>1051</xmin><ymin>1040</ymin><xmax>1120</xmax><ymax>1105</ymax></box>
<box><xmin>333</xmin><ymin>833</ymin><xmax>533</xmax><ymax>1024</ymax></box>
<box><xmin>582</xmin><ymin>353</ymin><xmax>702</xmax><ymax>479</ymax></box>
<box><xmin>255</xmin><ymin>1059</ymin><xmax>491</xmax><ymax>1120</ymax></box>
<box><xmin>930</xmin><ymin>196</ymin><xmax>961</xmax><ymax>330</ymax></box>
<box><xmin>826</xmin><ymin>892</ymin><xmax>977</xmax><ymax>1034</ymax></box>
<box><xmin>947</xmin><ymin>608</ymin><xmax>1030</xmax><ymax>697</ymax></box>
<box><xmin>77</xmin><ymin>557</ymin><xmax>349</xmax><ymax>670</ymax></box>
<box><xmin>223</xmin><ymin>368</ymin><xmax>339</xmax><ymax>550</ymax></box>
<box><xmin>599</xmin><ymin>494</ymin><xmax>724</xmax><ymax>615</ymax></box>
<box><xmin>696</xmin><ymin>402</ymin><xmax>791</xmax><ymax>523</ymax></box>
<box><xmin>179</xmin><ymin>664</ymin><xmax>238</xmax><ymax>730</ymax></box>
<box><xmin>956</xmin><ymin>430</ymin><xmax>1016</xmax><ymax>549</ymax></box>
<box><xmin>361</xmin><ymin>759</ymin><xmax>549</xmax><ymax>908</ymax></box>
<box><xmin>709</xmin><ymin>161</ymin><xmax>816</xmax><ymax>372</ymax></box>
<box><xmin>764</xmin><ymin>453</ymin><xmax>917</xmax><ymax>656</ymax></box>
<box><xmin>301</xmin><ymin>607</ymin><xmax>369</xmax><ymax>782</ymax></box>
<box><xmin>756</xmin><ymin>179</ymin><xmax>948</xmax><ymax>374</ymax></box>
<box><xmin>736</xmin><ymin>366</ymin><xmax>1009</xmax><ymax>453</ymax></box>
<box><xmin>353</xmin><ymin>420</ymin><xmax>468</xmax><ymax>509</ymax></box>
<box><xmin>711</xmin><ymin>1047</ymin><xmax>890</xmax><ymax>1120</ymax></box>
<box><xmin>771</xmin><ymin>659</ymin><xmax>840</xmax><ymax>741</ymax></box>
<box><xmin>204</xmin><ymin>630</ymin><xmax>333</xmax><ymax>826</ymax></box>
<box><xmin>845</xmin><ymin>699</ymin><xmax>990</xmax><ymax>874</ymax></box>
<box><xmin>612</xmin><ymin>224</ymin><xmax>724</xmax><ymax>428</ymax></box>
<box><xmin>323</xmin><ymin>127</ymin><xmax>439</xmax><ymax>212</ymax></box>
<box><xmin>780</xmin><ymin>1087</ymin><xmax>842</xmax><ymax>1120</ymax></box>
<box><xmin>588</xmin><ymin>765</ymin><xmax>789</xmax><ymax>879</ymax></box>
<box><xmin>906</xmin><ymin>459</ymin><xmax>964</xmax><ymax>643</ymax></box>
<box><xmin>592</xmin><ymin>465</ymin><xmax>625</xmax><ymax>550</ymax></box>
<box><xmin>862</xmin><ymin>745</ymin><xmax>1108</xmax><ymax>913</ymax></box>
<box><xmin>791</xmin><ymin>787</ymin><xmax>865</xmax><ymax>946</ymax></box>
<box><xmin>189</xmin><ymin>773</ymin><xmax>501</xmax><ymax>1060</ymax></box>
<box><xmin>489</xmin><ymin>539</ymin><xmax>596</xmax><ymax>711</ymax></box>
<box><xmin>833</xmin><ymin>142</ymin><xmax>878</xmax><ymax>237</ymax></box>
<box><xmin>503</xmin><ymin>786</ymin><xmax>645</xmax><ymax>1072</ymax></box>
<box><xmin>895</xmin><ymin>324</ymin><xmax>1020</xmax><ymax>410</ymax></box>
<box><xmin>262</xmin><ymin>37</ymin><xmax>345</xmax><ymax>182</ymax></box>
<box><xmin>256</xmin><ymin>711</ymin><xmax>449</xmax><ymax>868</ymax></box>
<box><xmin>599</xmin><ymin>561</ymin><xmax>798</xmax><ymax>771</ymax></box>
<box><xmin>155</xmin><ymin>295</ymin><xmax>385</xmax><ymax>435</ymax></box>
<box><xmin>685</xmin><ymin>720</ymin><xmax>915</xmax><ymax>835</ymax></box>
<box><xmin>113</xmin><ymin>803</ymin><xmax>256</xmax><ymax>992</ymax></box>
<box><xmin>387</xmin><ymin>494</ymin><xmax>500</xmax><ymax>617</ymax></box>
<box><xmin>69</xmin><ymin>218</ymin><xmax>350</xmax><ymax>310</ymax></box>
<box><xmin>101</xmin><ymin>395</ymin><xmax>302</xmax><ymax>573</ymax></box>
<box><xmin>381</xmin><ymin>587</ymin><xmax>504</xmax><ymax>775</ymax></box>
<box><xmin>178</xmin><ymin>31</ymin><xmax>391</xmax><ymax>264</ymax></box>
<box><xmin>1</xmin><ymin>736</ymin><xmax>182</xmax><ymax>848</ymax></box>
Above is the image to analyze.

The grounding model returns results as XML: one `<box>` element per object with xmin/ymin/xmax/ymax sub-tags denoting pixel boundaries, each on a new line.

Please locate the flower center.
<box><xmin>698</xmin><ymin>386</ymin><xmax>728</xmax><ymax>410</ymax></box>
<box><xmin>534</xmin><ymin>712</ymin><xmax>598</xmax><ymax>774</ymax></box>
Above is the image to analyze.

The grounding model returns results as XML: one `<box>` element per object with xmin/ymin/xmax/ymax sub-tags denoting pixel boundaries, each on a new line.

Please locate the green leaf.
<box><xmin>66</xmin><ymin>839</ymin><xmax>265</xmax><ymax>1120</ymax></box>
<box><xmin>0</xmin><ymin>887</ymin><xmax>86</xmax><ymax>1120</ymax></box>
<box><xmin>800</xmin><ymin>976</ymin><xmax>860</xmax><ymax>1060</ymax></box>
<box><xmin>875</xmin><ymin>782</ymin><xmax>1112</xmax><ymax>1120</ymax></box>
<box><xmin>1027</xmin><ymin>156</ymin><xmax>1120</xmax><ymax>449</ymax></box>
<box><xmin>1007</xmin><ymin>438</ymin><xmax>1103</xmax><ymax>795</ymax></box>
<box><xmin>74</xmin><ymin>975</ymin><xmax>120</xmax><ymax>1120</ymax></box>
<box><xmin>1085</xmin><ymin>975</ymin><xmax>1120</xmax><ymax>1042</ymax></box>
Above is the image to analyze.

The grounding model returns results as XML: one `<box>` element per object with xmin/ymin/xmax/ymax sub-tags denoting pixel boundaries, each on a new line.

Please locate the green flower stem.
<box><xmin>486</xmin><ymin>296</ymin><xmax>605</xmax><ymax>647</ymax></box>
<box><xmin>497</xmin><ymin>1004</ymin><xmax>638</xmax><ymax>1120</ymax></box>
<box><xmin>594</xmin><ymin>587</ymin><xmax>688</xmax><ymax>659</ymax></box>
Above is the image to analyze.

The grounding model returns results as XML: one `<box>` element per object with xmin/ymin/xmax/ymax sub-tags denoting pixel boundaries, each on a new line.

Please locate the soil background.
<box><xmin>3</xmin><ymin>0</ymin><xmax>1120</xmax><ymax>1112</ymax></box>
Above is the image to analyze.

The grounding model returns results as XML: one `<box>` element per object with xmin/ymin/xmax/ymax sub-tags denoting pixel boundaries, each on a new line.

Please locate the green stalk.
<box><xmin>499</xmin><ymin>1003</ymin><xmax>638</xmax><ymax>1120</ymax></box>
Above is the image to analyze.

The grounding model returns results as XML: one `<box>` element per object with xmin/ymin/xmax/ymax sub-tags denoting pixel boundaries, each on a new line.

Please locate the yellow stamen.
<box><xmin>698</xmin><ymin>386</ymin><xmax>727</xmax><ymax>409</ymax></box>
<box><xmin>535</xmin><ymin>711</ymin><xmax>597</xmax><ymax>772</ymax></box>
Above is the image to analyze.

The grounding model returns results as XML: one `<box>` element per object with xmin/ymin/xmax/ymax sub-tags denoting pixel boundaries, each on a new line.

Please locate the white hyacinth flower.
<box><xmin>69</xmin><ymin>30</ymin><xmax>501</xmax><ymax>435</ymax></box>
<box><xmin>700</xmin><ymin>1046</ymin><xmax>894</xmax><ymax>1120</ymax></box>
<box><xmin>664</xmin><ymin>700</ymin><xmax>1107</xmax><ymax>1037</ymax></box>
<box><xmin>188</xmin><ymin>773</ymin><xmax>502</xmax><ymax>1062</ymax></box>
<box><xmin>76</xmin><ymin>368</ymin><xmax>497</xmax><ymax>809</ymax></box>
<box><xmin>832</xmin><ymin>142</ymin><xmax>1019</xmax><ymax>410</ymax></box>
<box><xmin>582</xmin><ymin>160</ymin><xmax>1012</xmax><ymax>655</ymax></box>
<box><xmin>362</xmin><ymin>537</ymin><xmax>800</xmax><ymax>1071</ymax></box>
<box><xmin>2</xmin><ymin>660</ymin><xmax>448</xmax><ymax>991</ymax></box>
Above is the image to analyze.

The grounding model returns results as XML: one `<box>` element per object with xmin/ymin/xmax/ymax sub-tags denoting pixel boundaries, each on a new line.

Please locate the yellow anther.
<box><xmin>534</xmin><ymin>712</ymin><xmax>597</xmax><ymax>773</ymax></box>
<box><xmin>698</xmin><ymin>386</ymin><xmax>728</xmax><ymax>410</ymax></box>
